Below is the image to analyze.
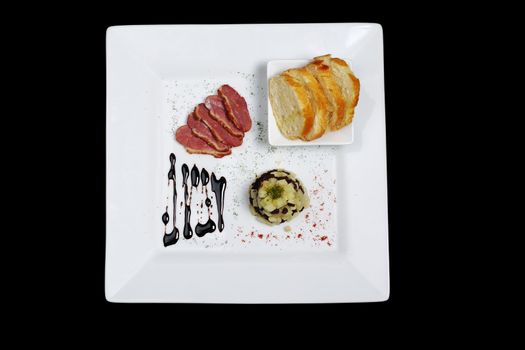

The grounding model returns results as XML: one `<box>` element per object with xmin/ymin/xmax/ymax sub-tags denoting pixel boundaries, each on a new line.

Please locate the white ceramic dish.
<box><xmin>267</xmin><ymin>59</ymin><xmax>354</xmax><ymax>146</ymax></box>
<box><xmin>106</xmin><ymin>23</ymin><xmax>389</xmax><ymax>303</ymax></box>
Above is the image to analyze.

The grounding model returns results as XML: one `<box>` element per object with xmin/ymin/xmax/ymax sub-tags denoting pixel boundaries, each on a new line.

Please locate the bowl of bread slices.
<box><xmin>267</xmin><ymin>54</ymin><xmax>360</xmax><ymax>146</ymax></box>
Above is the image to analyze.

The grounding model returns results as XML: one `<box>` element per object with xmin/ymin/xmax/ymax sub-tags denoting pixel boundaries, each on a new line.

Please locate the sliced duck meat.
<box><xmin>218</xmin><ymin>84</ymin><xmax>252</xmax><ymax>132</ymax></box>
<box><xmin>204</xmin><ymin>95</ymin><xmax>244</xmax><ymax>138</ymax></box>
<box><xmin>175</xmin><ymin>125</ymin><xmax>231</xmax><ymax>158</ymax></box>
<box><xmin>187</xmin><ymin>112</ymin><xmax>229</xmax><ymax>152</ymax></box>
<box><xmin>194</xmin><ymin>103</ymin><xmax>243</xmax><ymax>147</ymax></box>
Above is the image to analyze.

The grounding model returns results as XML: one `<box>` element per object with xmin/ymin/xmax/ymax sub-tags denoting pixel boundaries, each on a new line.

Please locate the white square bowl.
<box><xmin>267</xmin><ymin>59</ymin><xmax>354</xmax><ymax>146</ymax></box>
<box><xmin>106</xmin><ymin>23</ymin><xmax>388</xmax><ymax>303</ymax></box>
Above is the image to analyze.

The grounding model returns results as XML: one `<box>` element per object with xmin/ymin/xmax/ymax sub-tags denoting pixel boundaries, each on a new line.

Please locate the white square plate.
<box><xmin>267</xmin><ymin>59</ymin><xmax>354</xmax><ymax>146</ymax></box>
<box><xmin>106</xmin><ymin>23</ymin><xmax>389</xmax><ymax>303</ymax></box>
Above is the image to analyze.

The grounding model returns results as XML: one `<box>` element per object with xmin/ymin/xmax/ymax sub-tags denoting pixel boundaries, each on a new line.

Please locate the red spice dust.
<box><xmin>320</xmin><ymin>236</ymin><xmax>328</xmax><ymax>241</ymax></box>
<box><xmin>286</xmin><ymin>235</ymin><xmax>290</xmax><ymax>239</ymax></box>
<box><xmin>297</xmin><ymin>233</ymin><xmax>303</xmax><ymax>238</ymax></box>
<box><xmin>312</xmin><ymin>223</ymin><xmax>317</xmax><ymax>228</ymax></box>
<box><xmin>258</xmin><ymin>234</ymin><xmax>264</xmax><ymax>239</ymax></box>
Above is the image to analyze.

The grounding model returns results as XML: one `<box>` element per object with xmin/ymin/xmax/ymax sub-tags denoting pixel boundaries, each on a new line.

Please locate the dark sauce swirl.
<box><xmin>181</xmin><ymin>164</ymin><xmax>193</xmax><ymax>239</ymax></box>
<box><xmin>191</xmin><ymin>164</ymin><xmax>200</xmax><ymax>187</ymax></box>
<box><xmin>162</xmin><ymin>155</ymin><xmax>227</xmax><ymax>246</ymax></box>
<box><xmin>211</xmin><ymin>173</ymin><xmax>227</xmax><ymax>232</ymax></box>
<box><xmin>195</xmin><ymin>219</ymin><xmax>216</xmax><ymax>237</ymax></box>
<box><xmin>163</xmin><ymin>153</ymin><xmax>179</xmax><ymax>247</ymax></box>
<box><xmin>200</xmin><ymin>168</ymin><xmax>210</xmax><ymax>186</ymax></box>
<box><xmin>195</xmin><ymin>167</ymin><xmax>217</xmax><ymax>237</ymax></box>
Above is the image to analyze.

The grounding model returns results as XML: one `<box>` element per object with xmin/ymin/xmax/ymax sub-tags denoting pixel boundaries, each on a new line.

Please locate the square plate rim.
<box><xmin>106</xmin><ymin>22</ymin><xmax>389</xmax><ymax>303</ymax></box>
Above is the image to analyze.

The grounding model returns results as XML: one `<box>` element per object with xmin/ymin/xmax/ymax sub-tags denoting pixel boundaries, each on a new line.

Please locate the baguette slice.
<box><xmin>306</xmin><ymin>56</ymin><xmax>346</xmax><ymax>130</ymax></box>
<box><xmin>284</xmin><ymin>68</ymin><xmax>329</xmax><ymax>140</ymax></box>
<box><xmin>315</xmin><ymin>54</ymin><xmax>360</xmax><ymax>129</ymax></box>
<box><xmin>269</xmin><ymin>73</ymin><xmax>315</xmax><ymax>140</ymax></box>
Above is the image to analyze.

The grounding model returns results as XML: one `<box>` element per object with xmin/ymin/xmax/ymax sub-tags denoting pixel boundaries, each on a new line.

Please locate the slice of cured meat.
<box><xmin>204</xmin><ymin>95</ymin><xmax>244</xmax><ymax>138</ymax></box>
<box><xmin>218</xmin><ymin>84</ymin><xmax>252</xmax><ymax>132</ymax></box>
<box><xmin>186</xmin><ymin>112</ymin><xmax>229</xmax><ymax>152</ymax></box>
<box><xmin>194</xmin><ymin>104</ymin><xmax>243</xmax><ymax>147</ymax></box>
<box><xmin>175</xmin><ymin>125</ymin><xmax>231</xmax><ymax>158</ymax></box>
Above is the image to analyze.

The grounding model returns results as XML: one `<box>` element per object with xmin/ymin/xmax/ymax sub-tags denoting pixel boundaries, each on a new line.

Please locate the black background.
<box><xmin>19</xmin><ymin>5</ymin><xmax>469</xmax><ymax>325</ymax></box>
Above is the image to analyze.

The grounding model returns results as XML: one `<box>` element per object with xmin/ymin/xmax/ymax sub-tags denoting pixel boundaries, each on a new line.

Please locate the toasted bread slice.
<box><xmin>315</xmin><ymin>54</ymin><xmax>360</xmax><ymax>129</ymax></box>
<box><xmin>284</xmin><ymin>68</ymin><xmax>329</xmax><ymax>140</ymax></box>
<box><xmin>306</xmin><ymin>56</ymin><xmax>345</xmax><ymax>130</ymax></box>
<box><xmin>269</xmin><ymin>73</ymin><xmax>315</xmax><ymax>140</ymax></box>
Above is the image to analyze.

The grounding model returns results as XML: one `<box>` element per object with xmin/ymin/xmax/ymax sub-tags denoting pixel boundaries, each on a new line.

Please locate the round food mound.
<box><xmin>249</xmin><ymin>169</ymin><xmax>309</xmax><ymax>225</ymax></box>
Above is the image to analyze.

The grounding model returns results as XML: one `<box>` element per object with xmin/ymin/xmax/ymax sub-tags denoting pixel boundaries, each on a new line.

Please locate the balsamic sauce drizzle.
<box><xmin>163</xmin><ymin>153</ymin><xmax>179</xmax><ymax>247</ymax></box>
<box><xmin>181</xmin><ymin>163</ymin><xmax>193</xmax><ymax>239</ymax></box>
<box><xmin>162</xmin><ymin>155</ymin><xmax>227</xmax><ymax>246</ymax></box>
<box><xmin>211</xmin><ymin>173</ymin><xmax>227</xmax><ymax>232</ymax></box>
<box><xmin>191</xmin><ymin>164</ymin><xmax>200</xmax><ymax>187</ymax></box>
<box><xmin>195</xmin><ymin>168</ymin><xmax>216</xmax><ymax>237</ymax></box>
